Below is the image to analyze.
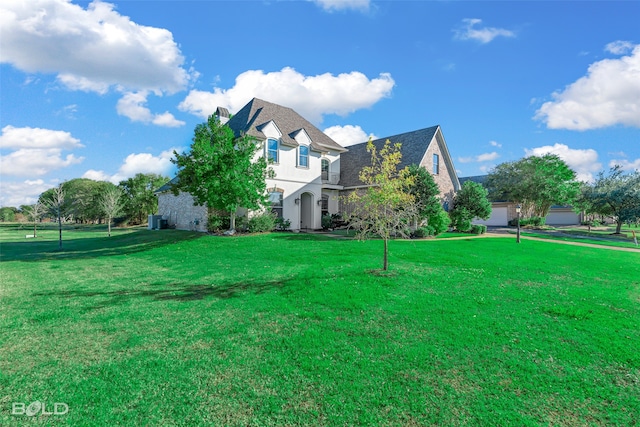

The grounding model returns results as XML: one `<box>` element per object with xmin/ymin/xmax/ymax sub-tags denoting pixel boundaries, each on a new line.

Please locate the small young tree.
<box><xmin>23</xmin><ymin>202</ymin><xmax>45</xmax><ymax>237</ymax></box>
<box><xmin>345</xmin><ymin>139</ymin><xmax>416</xmax><ymax>271</ymax></box>
<box><xmin>172</xmin><ymin>115</ymin><xmax>272</xmax><ymax>231</ymax></box>
<box><xmin>99</xmin><ymin>186</ymin><xmax>124</xmax><ymax>237</ymax></box>
<box><xmin>41</xmin><ymin>184</ymin><xmax>65</xmax><ymax>249</ymax></box>
<box><xmin>449</xmin><ymin>181</ymin><xmax>492</xmax><ymax>231</ymax></box>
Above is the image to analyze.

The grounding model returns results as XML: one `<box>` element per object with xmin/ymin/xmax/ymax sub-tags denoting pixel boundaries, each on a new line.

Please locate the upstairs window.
<box><xmin>433</xmin><ymin>154</ymin><xmax>440</xmax><ymax>175</ymax></box>
<box><xmin>267</xmin><ymin>138</ymin><xmax>279</xmax><ymax>163</ymax></box>
<box><xmin>321</xmin><ymin>159</ymin><xmax>329</xmax><ymax>180</ymax></box>
<box><xmin>298</xmin><ymin>145</ymin><xmax>309</xmax><ymax>168</ymax></box>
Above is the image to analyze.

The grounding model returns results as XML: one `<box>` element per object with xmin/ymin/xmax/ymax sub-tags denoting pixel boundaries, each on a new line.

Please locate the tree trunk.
<box><xmin>615</xmin><ymin>220</ymin><xmax>623</xmax><ymax>234</ymax></box>
<box><xmin>57</xmin><ymin>208</ymin><xmax>63</xmax><ymax>250</ymax></box>
<box><xmin>383</xmin><ymin>238</ymin><xmax>389</xmax><ymax>271</ymax></box>
<box><xmin>33</xmin><ymin>221</ymin><xmax>37</xmax><ymax>238</ymax></box>
<box><xmin>108</xmin><ymin>216</ymin><xmax>112</xmax><ymax>237</ymax></box>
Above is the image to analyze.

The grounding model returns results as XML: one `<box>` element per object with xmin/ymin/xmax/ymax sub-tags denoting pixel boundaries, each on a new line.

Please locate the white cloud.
<box><xmin>0</xmin><ymin>125</ymin><xmax>82</xmax><ymax>149</ymax></box>
<box><xmin>534</xmin><ymin>43</ymin><xmax>640</xmax><ymax>130</ymax></box>
<box><xmin>311</xmin><ymin>0</ymin><xmax>370</xmax><ymax>12</ymax></box>
<box><xmin>524</xmin><ymin>143</ymin><xmax>601</xmax><ymax>182</ymax></box>
<box><xmin>609</xmin><ymin>157</ymin><xmax>640</xmax><ymax>171</ymax></box>
<box><xmin>83</xmin><ymin>148</ymin><xmax>179</xmax><ymax>184</ymax></box>
<box><xmin>0</xmin><ymin>148</ymin><xmax>84</xmax><ymax>177</ymax></box>
<box><xmin>0</xmin><ymin>126</ymin><xmax>84</xmax><ymax>177</ymax></box>
<box><xmin>453</xmin><ymin>18</ymin><xmax>515</xmax><ymax>44</ymax></box>
<box><xmin>0</xmin><ymin>178</ymin><xmax>56</xmax><ymax>207</ymax></box>
<box><xmin>605</xmin><ymin>40</ymin><xmax>634</xmax><ymax>55</ymax></box>
<box><xmin>0</xmin><ymin>0</ymin><xmax>195</xmax><ymax>94</ymax></box>
<box><xmin>489</xmin><ymin>140</ymin><xmax>502</xmax><ymax>148</ymax></box>
<box><xmin>116</xmin><ymin>91</ymin><xmax>185</xmax><ymax>127</ymax></box>
<box><xmin>458</xmin><ymin>152</ymin><xmax>499</xmax><ymax>163</ymax></box>
<box><xmin>323</xmin><ymin>125</ymin><xmax>376</xmax><ymax>147</ymax></box>
<box><xmin>179</xmin><ymin>67</ymin><xmax>395</xmax><ymax>124</ymax></box>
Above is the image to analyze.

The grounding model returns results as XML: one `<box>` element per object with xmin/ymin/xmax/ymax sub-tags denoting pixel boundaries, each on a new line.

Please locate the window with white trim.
<box><xmin>433</xmin><ymin>154</ymin><xmax>440</xmax><ymax>175</ymax></box>
<box><xmin>267</xmin><ymin>138</ymin><xmax>279</xmax><ymax>163</ymax></box>
<box><xmin>298</xmin><ymin>145</ymin><xmax>309</xmax><ymax>168</ymax></box>
<box><xmin>269</xmin><ymin>190</ymin><xmax>283</xmax><ymax>218</ymax></box>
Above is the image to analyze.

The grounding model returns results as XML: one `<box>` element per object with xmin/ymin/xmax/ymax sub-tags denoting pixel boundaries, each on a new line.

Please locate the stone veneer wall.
<box><xmin>157</xmin><ymin>191</ymin><xmax>208</xmax><ymax>232</ymax></box>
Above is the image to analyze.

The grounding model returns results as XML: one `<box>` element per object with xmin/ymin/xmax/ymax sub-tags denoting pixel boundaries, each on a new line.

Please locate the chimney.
<box><xmin>215</xmin><ymin>106</ymin><xmax>230</xmax><ymax>124</ymax></box>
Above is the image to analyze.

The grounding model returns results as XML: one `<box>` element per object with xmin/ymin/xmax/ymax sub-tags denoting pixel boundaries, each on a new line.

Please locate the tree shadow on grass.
<box><xmin>32</xmin><ymin>277</ymin><xmax>290</xmax><ymax>309</ymax></box>
<box><xmin>0</xmin><ymin>230</ymin><xmax>203</xmax><ymax>262</ymax></box>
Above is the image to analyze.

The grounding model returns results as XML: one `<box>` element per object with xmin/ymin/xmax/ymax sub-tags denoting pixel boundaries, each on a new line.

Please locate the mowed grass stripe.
<box><xmin>1</xmin><ymin>229</ymin><xmax>638</xmax><ymax>426</ymax></box>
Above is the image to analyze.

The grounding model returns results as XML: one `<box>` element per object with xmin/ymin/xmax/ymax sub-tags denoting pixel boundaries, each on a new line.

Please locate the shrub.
<box><xmin>322</xmin><ymin>215</ymin><xmax>333</xmax><ymax>230</ymax></box>
<box><xmin>412</xmin><ymin>225</ymin><xmax>435</xmax><ymax>238</ymax></box>
<box><xmin>450</xmin><ymin>207</ymin><xmax>472</xmax><ymax>232</ymax></box>
<box><xmin>470</xmin><ymin>224</ymin><xmax>487</xmax><ymax>234</ymax></box>
<box><xmin>275</xmin><ymin>217</ymin><xmax>291</xmax><ymax>231</ymax></box>
<box><xmin>207</xmin><ymin>215</ymin><xmax>230</xmax><ymax>232</ymax></box>
<box><xmin>248</xmin><ymin>212</ymin><xmax>276</xmax><ymax>233</ymax></box>
<box><xmin>428</xmin><ymin>207</ymin><xmax>451</xmax><ymax>236</ymax></box>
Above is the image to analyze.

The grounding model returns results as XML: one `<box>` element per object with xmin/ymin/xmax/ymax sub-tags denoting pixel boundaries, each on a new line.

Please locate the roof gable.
<box><xmin>224</xmin><ymin>98</ymin><xmax>347</xmax><ymax>153</ymax></box>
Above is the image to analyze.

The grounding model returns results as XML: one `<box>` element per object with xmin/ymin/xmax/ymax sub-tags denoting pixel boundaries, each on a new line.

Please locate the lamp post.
<box><xmin>516</xmin><ymin>204</ymin><xmax>521</xmax><ymax>244</ymax></box>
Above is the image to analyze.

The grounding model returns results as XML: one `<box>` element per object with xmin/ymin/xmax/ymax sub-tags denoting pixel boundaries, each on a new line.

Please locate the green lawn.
<box><xmin>1</xmin><ymin>227</ymin><xmax>639</xmax><ymax>425</ymax></box>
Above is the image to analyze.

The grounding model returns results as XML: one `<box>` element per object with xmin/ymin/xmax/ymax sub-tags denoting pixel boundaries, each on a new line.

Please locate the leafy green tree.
<box><xmin>405</xmin><ymin>164</ymin><xmax>441</xmax><ymax>222</ymax></box>
<box><xmin>345</xmin><ymin>139</ymin><xmax>416</xmax><ymax>271</ymax></box>
<box><xmin>119</xmin><ymin>173</ymin><xmax>168</xmax><ymax>224</ymax></box>
<box><xmin>581</xmin><ymin>166</ymin><xmax>640</xmax><ymax>234</ymax></box>
<box><xmin>449</xmin><ymin>181</ymin><xmax>492</xmax><ymax>231</ymax></box>
<box><xmin>99</xmin><ymin>186</ymin><xmax>125</xmax><ymax>236</ymax></box>
<box><xmin>171</xmin><ymin>115</ymin><xmax>272</xmax><ymax>231</ymax></box>
<box><xmin>486</xmin><ymin>154</ymin><xmax>580</xmax><ymax>218</ymax></box>
<box><xmin>0</xmin><ymin>207</ymin><xmax>17</xmax><ymax>222</ymax></box>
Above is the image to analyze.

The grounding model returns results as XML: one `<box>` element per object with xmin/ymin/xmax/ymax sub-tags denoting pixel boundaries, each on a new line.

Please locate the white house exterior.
<box><xmin>156</xmin><ymin>98</ymin><xmax>348</xmax><ymax>231</ymax></box>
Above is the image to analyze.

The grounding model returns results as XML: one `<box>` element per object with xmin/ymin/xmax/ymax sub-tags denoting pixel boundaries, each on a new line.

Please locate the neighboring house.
<box><xmin>459</xmin><ymin>175</ymin><xmax>583</xmax><ymax>226</ymax></box>
<box><xmin>157</xmin><ymin>98</ymin><xmax>348</xmax><ymax>231</ymax></box>
<box><xmin>156</xmin><ymin>98</ymin><xmax>461</xmax><ymax>232</ymax></box>
<box><xmin>339</xmin><ymin>126</ymin><xmax>461</xmax><ymax>211</ymax></box>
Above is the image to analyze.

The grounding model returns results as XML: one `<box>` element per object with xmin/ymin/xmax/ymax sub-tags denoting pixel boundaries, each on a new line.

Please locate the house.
<box><xmin>339</xmin><ymin>126</ymin><xmax>461</xmax><ymax>211</ymax></box>
<box><xmin>157</xmin><ymin>98</ymin><xmax>348</xmax><ymax>231</ymax></box>
<box><xmin>459</xmin><ymin>175</ymin><xmax>583</xmax><ymax>226</ymax></box>
<box><xmin>156</xmin><ymin>98</ymin><xmax>461</xmax><ymax>231</ymax></box>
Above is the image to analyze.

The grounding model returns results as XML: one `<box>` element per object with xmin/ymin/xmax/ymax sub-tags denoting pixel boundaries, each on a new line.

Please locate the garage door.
<box><xmin>545</xmin><ymin>210</ymin><xmax>580</xmax><ymax>225</ymax></box>
<box><xmin>473</xmin><ymin>207</ymin><xmax>508</xmax><ymax>226</ymax></box>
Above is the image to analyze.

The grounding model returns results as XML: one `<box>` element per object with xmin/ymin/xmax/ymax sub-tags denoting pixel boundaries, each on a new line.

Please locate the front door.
<box><xmin>300</xmin><ymin>192</ymin><xmax>313</xmax><ymax>229</ymax></box>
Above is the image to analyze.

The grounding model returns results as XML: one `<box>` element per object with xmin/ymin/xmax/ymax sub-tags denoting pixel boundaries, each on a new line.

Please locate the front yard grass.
<box><xmin>1</xmin><ymin>228</ymin><xmax>639</xmax><ymax>425</ymax></box>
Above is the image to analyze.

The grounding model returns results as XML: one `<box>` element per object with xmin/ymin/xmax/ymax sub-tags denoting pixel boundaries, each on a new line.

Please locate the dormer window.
<box><xmin>267</xmin><ymin>138</ymin><xmax>279</xmax><ymax>163</ymax></box>
<box><xmin>298</xmin><ymin>145</ymin><xmax>309</xmax><ymax>168</ymax></box>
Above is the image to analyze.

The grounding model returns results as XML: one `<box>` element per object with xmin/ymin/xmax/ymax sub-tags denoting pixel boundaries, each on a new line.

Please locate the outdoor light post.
<box><xmin>516</xmin><ymin>204</ymin><xmax>521</xmax><ymax>244</ymax></box>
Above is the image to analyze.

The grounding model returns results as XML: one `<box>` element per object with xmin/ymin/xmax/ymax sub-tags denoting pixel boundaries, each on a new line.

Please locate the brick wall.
<box><xmin>157</xmin><ymin>191</ymin><xmax>208</xmax><ymax>232</ymax></box>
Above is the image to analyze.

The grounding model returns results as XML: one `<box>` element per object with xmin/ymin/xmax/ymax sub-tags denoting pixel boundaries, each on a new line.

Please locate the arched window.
<box><xmin>299</xmin><ymin>145</ymin><xmax>309</xmax><ymax>168</ymax></box>
<box><xmin>267</xmin><ymin>138</ymin><xmax>279</xmax><ymax>163</ymax></box>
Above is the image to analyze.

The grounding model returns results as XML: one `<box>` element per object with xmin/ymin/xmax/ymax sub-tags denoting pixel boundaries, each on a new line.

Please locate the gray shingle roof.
<box><xmin>225</xmin><ymin>98</ymin><xmax>347</xmax><ymax>153</ymax></box>
<box><xmin>339</xmin><ymin>126</ymin><xmax>440</xmax><ymax>187</ymax></box>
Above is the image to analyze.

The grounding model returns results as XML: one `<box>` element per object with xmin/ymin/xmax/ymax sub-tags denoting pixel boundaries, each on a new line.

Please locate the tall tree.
<box><xmin>171</xmin><ymin>115</ymin><xmax>272</xmax><ymax>231</ymax></box>
<box><xmin>486</xmin><ymin>154</ymin><xmax>580</xmax><ymax>218</ymax></box>
<box><xmin>449</xmin><ymin>181</ymin><xmax>492</xmax><ymax>231</ymax></box>
<box><xmin>99</xmin><ymin>186</ymin><xmax>125</xmax><ymax>237</ymax></box>
<box><xmin>405</xmin><ymin>164</ymin><xmax>441</xmax><ymax>223</ymax></box>
<box><xmin>581</xmin><ymin>166</ymin><xmax>640</xmax><ymax>234</ymax></box>
<box><xmin>345</xmin><ymin>139</ymin><xmax>416</xmax><ymax>271</ymax></box>
<box><xmin>119</xmin><ymin>173</ymin><xmax>168</xmax><ymax>224</ymax></box>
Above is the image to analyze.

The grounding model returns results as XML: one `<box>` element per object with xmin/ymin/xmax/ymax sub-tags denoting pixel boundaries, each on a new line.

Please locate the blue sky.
<box><xmin>1</xmin><ymin>0</ymin><xmax>639</xmax><ymax>207</ymax></box>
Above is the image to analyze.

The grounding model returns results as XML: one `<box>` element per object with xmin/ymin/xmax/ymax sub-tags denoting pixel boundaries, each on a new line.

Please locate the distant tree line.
<box><xmin>1</xmin><ymin>173</ymin><xmax>169</xmax><ymax>231</ymax></box>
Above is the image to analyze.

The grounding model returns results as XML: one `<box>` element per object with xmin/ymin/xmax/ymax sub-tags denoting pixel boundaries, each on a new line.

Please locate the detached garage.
<box><xmin>473</xmin><ymin>203</ymin><xmax>509</xmax><ymax>226</ymax></box>
<box><xmin>545</xmin><ymin>206</ymin><xmax>581</xmax><ymax>225</ymax></box>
